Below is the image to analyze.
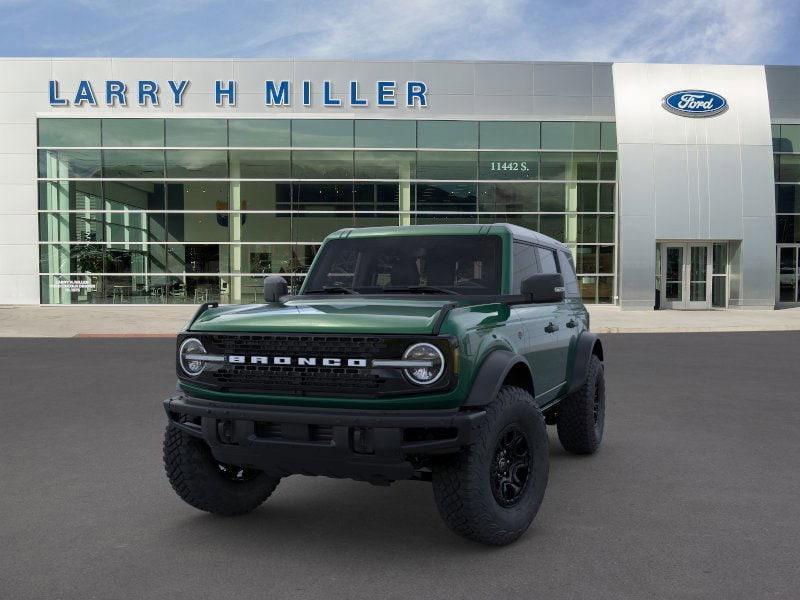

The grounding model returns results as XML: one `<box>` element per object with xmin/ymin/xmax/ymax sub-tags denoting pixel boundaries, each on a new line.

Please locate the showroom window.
<box><xmin>774</xmin><ymin>124</ymin><xmax>800</xmax><ymax>304</ymax></box>
<box><xmin>36</xmin><ymin>118</ymin><xmax>617</xmax><ymax>304</ymax></box>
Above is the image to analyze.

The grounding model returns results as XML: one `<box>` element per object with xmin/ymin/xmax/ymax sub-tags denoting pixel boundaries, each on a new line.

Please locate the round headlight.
<box><xmin>179</xmin><ymin>337</ymin><xmax>207</xmax><ymax>377</ymax></box>
<box><xmin>403</xmin><ymin>342</ymin><xmax>445</xmax><ymax>385</ymax></box>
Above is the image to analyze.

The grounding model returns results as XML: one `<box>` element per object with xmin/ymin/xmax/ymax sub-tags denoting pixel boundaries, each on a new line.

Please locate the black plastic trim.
<box><xmin>431</xmin><ymin>301</ymin><xmax>459</xmax><ymax>335</ymax></box>
<box><xmin>164</xmin><ymin>394</ymin><xmax>486</xmax><ymax>483</ymax></box>
<box><xmin>567</xmin><ymin>332</ymin><xmax>603</xmax><ymax>395</ymax></box>
<box><xmin>187</xmin><ymin>302</ymin><xmax>219</xmax><ymax>329</ymax></box>
<box><xmin>462</xmin><ymin>349</ymin><xmax>532</xmax><ymax>407</ymax></box>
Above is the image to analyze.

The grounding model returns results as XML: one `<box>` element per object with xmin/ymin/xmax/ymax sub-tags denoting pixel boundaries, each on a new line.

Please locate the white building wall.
<box><xmin>0</xmin><ymin>59</ymin><xmax>50</xmax><ymax>304</ymax></box>
<box><xmin>613</xmin><ymin>63</ymin><xmax>776</xmax><ymax>309</ymax></box>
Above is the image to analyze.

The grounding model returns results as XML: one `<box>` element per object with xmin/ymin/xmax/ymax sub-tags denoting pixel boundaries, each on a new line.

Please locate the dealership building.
<box><xmin>0</xmin><ymin>58</ymin><xmax>798</xmax><ymax>309</ymax></box>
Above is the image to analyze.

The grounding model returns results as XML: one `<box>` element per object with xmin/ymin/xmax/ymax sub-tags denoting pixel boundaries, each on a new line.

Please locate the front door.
<box><xmin>777</xmin><ymin>245</ymin><xmax>799</xmax><ymax>304</ymax></box>
<box><xmin>660</xmin><ymin>243</ymin><xmax>712</xmax><ymax>309</ymax></box>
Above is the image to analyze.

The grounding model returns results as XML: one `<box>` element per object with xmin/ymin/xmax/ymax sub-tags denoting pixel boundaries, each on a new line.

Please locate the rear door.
<box><xmin>511</xmin><ymin>241</ymin><xmax>562</xmax><ymax>404</ymax></box>
<box><xmin>534</xmin><ymin>246</ymin><xmax>572</xmax><ymax>399</ymax></box>
<box><xmin>557</xmin><ymin>249</ymin><xmax>585</xmax><ymax>385</ymax></box>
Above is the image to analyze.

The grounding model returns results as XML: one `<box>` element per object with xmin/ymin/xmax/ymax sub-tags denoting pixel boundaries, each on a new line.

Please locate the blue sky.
<box><xmin>1</xmin><ymin>0</ymin><xmax>798</xmax><ymax>65</ymax></box>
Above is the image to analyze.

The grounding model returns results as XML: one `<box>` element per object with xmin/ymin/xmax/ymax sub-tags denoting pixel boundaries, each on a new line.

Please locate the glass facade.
<box><xmin>37</xmin><ymin>118</ymin><xmax>617</xmax><ymax>304</ymax></box>
<box><xmin>774</xmin><ymin>124</ymin><xmax>800</xmax><ymax>303</ymax></box>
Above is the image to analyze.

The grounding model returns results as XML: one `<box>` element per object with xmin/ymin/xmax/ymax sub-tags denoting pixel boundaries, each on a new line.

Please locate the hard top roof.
<box><xmin>327</xmin><ymin>223</ymin><xmax>568</xmax><ymax>252</ymax></box>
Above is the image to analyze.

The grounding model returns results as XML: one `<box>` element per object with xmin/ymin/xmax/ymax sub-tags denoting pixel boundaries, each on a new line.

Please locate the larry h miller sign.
<box><xmin>47</xmin><ymin>79</ymin><xmax>429</xmax><ymax>108</ymax></box>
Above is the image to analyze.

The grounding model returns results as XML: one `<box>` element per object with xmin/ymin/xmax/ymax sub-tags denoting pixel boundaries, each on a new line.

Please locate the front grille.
<box><xmin>181</xmin><ymin>333</ymin><xmax>454</xmax><ymax>398</ymax></box>
<box><xmin>202</xmin><ymin>334</ymin><xmax>391</xmax><ymax>397</ymax></box>
<box><xmin>207</xmin><ymin>334</ymin><xmax>388</xmax><ymax>358</ymax></box>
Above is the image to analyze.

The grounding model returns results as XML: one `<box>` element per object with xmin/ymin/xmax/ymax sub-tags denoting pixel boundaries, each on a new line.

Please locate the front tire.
<box><xmin>556</xmin><ymin>354</ymin><xmax>605</xmax><ymax>455</ymax></box>
<box><xmin>163</xmin><ymin>422</ymin><xmax>280</xmax><ymax>516</ymax></box>
<box><xmin>431</xmin><ymin>386</ymin><xmax>549</xmax><ymax>546</ymax></box>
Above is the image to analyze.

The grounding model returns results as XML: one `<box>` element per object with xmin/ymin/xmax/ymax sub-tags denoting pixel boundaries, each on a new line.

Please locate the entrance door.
<box><xmin>660</xmin><ymin>243</ymin><xmax>712</xmax><ymax>309</ymax></box>
<box><xmin>777</xmin><ymin>245</ymin><xmax>799</xmax><ymax>304</ymax></box>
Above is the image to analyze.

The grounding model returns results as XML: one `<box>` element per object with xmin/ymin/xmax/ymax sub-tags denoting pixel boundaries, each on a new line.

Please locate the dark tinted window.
<box><xmin>304</xmin><ymin>235</ymin><xmax>502</xmax><ymax>295</ymax></box>
<box><xmin>537</xmin><ymin>246</ymin><xmax>560</xmax><ymax>274</ymax></box>
<box><xmin>558</xmin><ymin>251</ymin><xmax>580</xmax><ymax>298</ymax></box>
<box><xmin>512</xmin><ymin>242</ymin><xmax>541</xmax><ymax>293</ymax></box>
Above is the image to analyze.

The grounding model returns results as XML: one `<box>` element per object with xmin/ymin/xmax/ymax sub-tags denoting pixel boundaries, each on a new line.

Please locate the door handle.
<box><xmin>566</xmin><ymin>319</ymin><xmax>577</xmax><ymax>328</ymax></box>
<box><xmin>544</xmin><ymin>322</ymin><xmax>559</xmax><ymax>333</ymax></box>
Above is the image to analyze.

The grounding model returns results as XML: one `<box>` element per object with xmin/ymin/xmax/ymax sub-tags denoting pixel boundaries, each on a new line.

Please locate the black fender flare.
<box><xmin>462</xmin><ymin>349</ymin><xmax>533</xmax><ymax>407</ymax></box>
<box><xmin>567</xmin><ymin>332</ymin><xmax>603</xmax><ymax>395</ymax></box>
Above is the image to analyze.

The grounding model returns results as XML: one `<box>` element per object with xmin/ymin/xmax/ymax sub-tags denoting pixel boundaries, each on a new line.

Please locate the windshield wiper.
<box><xmin>382</xmin><ymin>285</ymin><xmax>459</xmax><ymax>295</ymax></box>
<box><xmin>305</xmin><ymin>286</ymin><xmax>360</xmax><ymax>295</ymax></box>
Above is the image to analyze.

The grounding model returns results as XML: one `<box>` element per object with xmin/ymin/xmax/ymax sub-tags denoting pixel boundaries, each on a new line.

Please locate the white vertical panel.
<box><xmin>613</xmin><ymin>62</ymin><xmax>775</xmax><ymax>309</ymax></box>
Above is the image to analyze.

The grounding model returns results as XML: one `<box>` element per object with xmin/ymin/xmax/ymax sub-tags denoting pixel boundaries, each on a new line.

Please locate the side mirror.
<box><xmin>263</xmin><ymin>275</ymin><xmax>288</xmax><ymax>303</ymax></box>
<box><xmin>521</xmin><ymin>273</ymin><xmax>565</xmax><ymax>304</ymax></box>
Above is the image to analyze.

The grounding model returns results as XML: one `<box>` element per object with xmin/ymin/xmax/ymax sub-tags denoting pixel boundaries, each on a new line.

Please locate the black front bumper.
<box><xmin>163</xmin><ymin>395</ymin><xmax>486</xmax><ymax>484</ymax></box>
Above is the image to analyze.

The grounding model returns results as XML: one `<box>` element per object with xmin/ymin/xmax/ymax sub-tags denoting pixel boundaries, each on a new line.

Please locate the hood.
<box><xmin>189</xmin><ymin>297</ymin><xmax>458</xmax><ymax>335</ymax></box>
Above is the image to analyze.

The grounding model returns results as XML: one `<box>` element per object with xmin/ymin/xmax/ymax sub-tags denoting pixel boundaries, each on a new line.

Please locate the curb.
<box><xmin>73</xmin><ymin>333</ymin><xmax>176</xmax><ymax>338</ymax></box>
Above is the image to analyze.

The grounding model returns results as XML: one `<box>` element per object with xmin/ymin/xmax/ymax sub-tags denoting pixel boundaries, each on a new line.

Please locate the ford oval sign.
<box><xmin>662</xmin><ymin>90</ymin><xmax>728</xmax><ymax>117</ymax></box>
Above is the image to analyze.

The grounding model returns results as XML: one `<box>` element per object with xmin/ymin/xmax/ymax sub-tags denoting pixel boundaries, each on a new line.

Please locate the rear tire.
<box><xmin>431</xmin><ymin>386</ymin><xmax>549</xmax><ymax>546</ymax></box>
<box><xmin>556</xmin><ymin>354</ymin><xmax>605</xmax><ymax>455</ymax></box>
<box><xmin>163</xmin><ymin>422</ymin><xmax>280</xmax><ymax>516</ymax></box>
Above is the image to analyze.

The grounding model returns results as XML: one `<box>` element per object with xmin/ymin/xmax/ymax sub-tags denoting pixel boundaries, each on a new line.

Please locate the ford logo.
<box><xmin>662</xmin><ymin>90</ymin><xmax>728</xmax><ymax>117</ymax></box>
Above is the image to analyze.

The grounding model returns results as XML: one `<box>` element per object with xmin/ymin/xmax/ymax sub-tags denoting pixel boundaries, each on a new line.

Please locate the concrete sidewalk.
<box><xmin>2</xmin><ymin>303</ymin><xmax>800</xmax><ymax>337</ymax></box>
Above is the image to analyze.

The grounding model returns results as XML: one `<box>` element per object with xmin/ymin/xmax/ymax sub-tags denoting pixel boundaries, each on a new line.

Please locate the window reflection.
<box><xmin>103</xmin><ymin>150</ymin><xmax>164</xmax><ymax>178</ymax></box>
<box><xmin>417</xmin><ymin>121</ymin><xmax>478</xmax><ymax>149</ymax></box>
<box><xmin>166</xmin><ymin>119</ymin><xmax>227</xmax><ymax>147</ymax></box>
<box><xmin>102</xmin><ymin>119</ymin><xmax>164</xmax><ymax>147</ymax></box>
<box><xmin>229</xmin><ymin>120</ymin><xmax>290</xmax><ymax>147</ymax></box>
<box><xmin>166</xmin><ymin>150</ymin><xmax>227</xmax><ymax>178</ymax></box>
<box><xmin>292</xmin><ymin>150</ymin><xmax>353</xmax><ymax>179</ymax></box>
<box><xmin>39</xmin><ymin>119</ymin><xmax>100</xmax><ymax>147</ymax></box>
<box><xmin>355</xmin><ymin>120</ymin><xmax>416</xmax><ymax>148</ymax></box>
<box><xmin>38</xmin><ymin>149</ymin><xmax>102</xmax><ymax>178</ymax></box>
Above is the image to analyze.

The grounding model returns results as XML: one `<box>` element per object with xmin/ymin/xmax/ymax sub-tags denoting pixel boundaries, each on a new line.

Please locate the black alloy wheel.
<box><xmin>490</xmin><ymin>424</ymin><xmax>531</xmax><ymax>508</ymax></box>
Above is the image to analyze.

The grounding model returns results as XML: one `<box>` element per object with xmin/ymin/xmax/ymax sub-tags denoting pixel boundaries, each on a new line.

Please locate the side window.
<box><xmin>558</xmin><ymin>250</ymin><xmax>580</xmax><ymax>298</ymax></box>
<box><xmin>512</xmin><ymin>241</ymin><xmax>540</xmax><ymax>293</ymax></box>
<box><xmin>536</xmin><ymin>246</ymin><xmax>560</xmax><ymax>274</ymax></box>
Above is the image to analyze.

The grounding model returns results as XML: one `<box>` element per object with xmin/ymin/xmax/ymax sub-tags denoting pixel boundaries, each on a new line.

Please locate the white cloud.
<box><xmin>229</xmin><ymin>0</ymin><xmax>526</xmax><ymax>59</ymax></box>
<box><xmin>569</xmin><ymin>0</ymin><xmax>786</xmax><ymax>64</ymax></box>
<box><xmin>218</xmin><ymin>0</ymin><xmax>794</xmax><ymax>65</ymax></box>
<box><xmin>0</xmin><ymin>0</ymin><xmax>796</xmax><ymax>64</ymax></box>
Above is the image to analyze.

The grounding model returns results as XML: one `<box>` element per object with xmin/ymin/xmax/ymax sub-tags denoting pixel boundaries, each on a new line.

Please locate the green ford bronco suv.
<box><xmin>163</xmin><ymin>223</ymin><xmax>605</xmax><ymax>545</ymax></box>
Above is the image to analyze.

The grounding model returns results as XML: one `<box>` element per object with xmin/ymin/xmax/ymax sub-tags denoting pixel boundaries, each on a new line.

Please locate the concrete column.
<box><xmin>229</xmin><ymin>158</ymin><xmax>242</xmax><ymax>303</ymax></box>
<box><xmin>400</xmin><ymin>160</ymin><xmax>411</xmax><ymax>226</ymax></box>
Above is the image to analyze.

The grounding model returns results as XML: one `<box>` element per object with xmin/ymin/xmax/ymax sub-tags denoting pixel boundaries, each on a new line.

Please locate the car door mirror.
<box><xmin>521</xmin><ymin>273</ymin><xmax>565</xmax><ymax>303</ymax></box>
<box><xmin>263</xmin><ymin>275</ymin><xmax>288</xmax><ymax>302</ymax></box>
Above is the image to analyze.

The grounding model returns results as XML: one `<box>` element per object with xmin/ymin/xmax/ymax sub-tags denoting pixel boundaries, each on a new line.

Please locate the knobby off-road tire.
<box><xmin>163</xmin><ymin>422</ymin><xmax>280</xmax><ymax>516</ymax></box>
<box><xmin>431</xmin><ymin>386</ymin><xmax>549</xmax><ymax>546</ymax></box>
<box><xmin>556</xmin><ymin>354</ymin><xmax>605</xmax><ymax>455</ymax></box>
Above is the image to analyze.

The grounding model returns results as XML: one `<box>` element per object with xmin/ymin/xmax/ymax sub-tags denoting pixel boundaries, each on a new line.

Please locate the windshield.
<box><xmin>302</xmin><ymin>235</ymin><xmax>503</xmax><ymax>296</ymax></box>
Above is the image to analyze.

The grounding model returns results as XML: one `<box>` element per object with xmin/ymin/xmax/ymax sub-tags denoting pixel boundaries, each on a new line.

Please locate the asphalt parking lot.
<box><xmin>1</xmin><ymin>332</ymin><xmax>799</xmax><ymax>600</ymax></box>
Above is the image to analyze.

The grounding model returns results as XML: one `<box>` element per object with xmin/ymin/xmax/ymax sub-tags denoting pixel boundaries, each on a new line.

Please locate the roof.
<box><xmin>328</xmin><ymin>223</ymin><xmax>568</xmax><ymax>252</ymax></box>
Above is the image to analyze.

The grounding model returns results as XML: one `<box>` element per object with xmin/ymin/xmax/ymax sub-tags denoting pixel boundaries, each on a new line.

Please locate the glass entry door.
<box><xmin>777</xmin><ymin>245</ymin><xmax>799</xmax><ymax>304</ymax></box>
<box><xmin>660</xmin><ymin>243</ymin><xmax>712</xmax><ymax>309</ymax></box>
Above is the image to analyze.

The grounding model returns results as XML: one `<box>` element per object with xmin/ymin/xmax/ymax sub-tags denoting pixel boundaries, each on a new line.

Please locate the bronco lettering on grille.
<box><xmin>227</xmin><ymin>355</ymin><xmax>369</xmax><ymax>368</ymax></box>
